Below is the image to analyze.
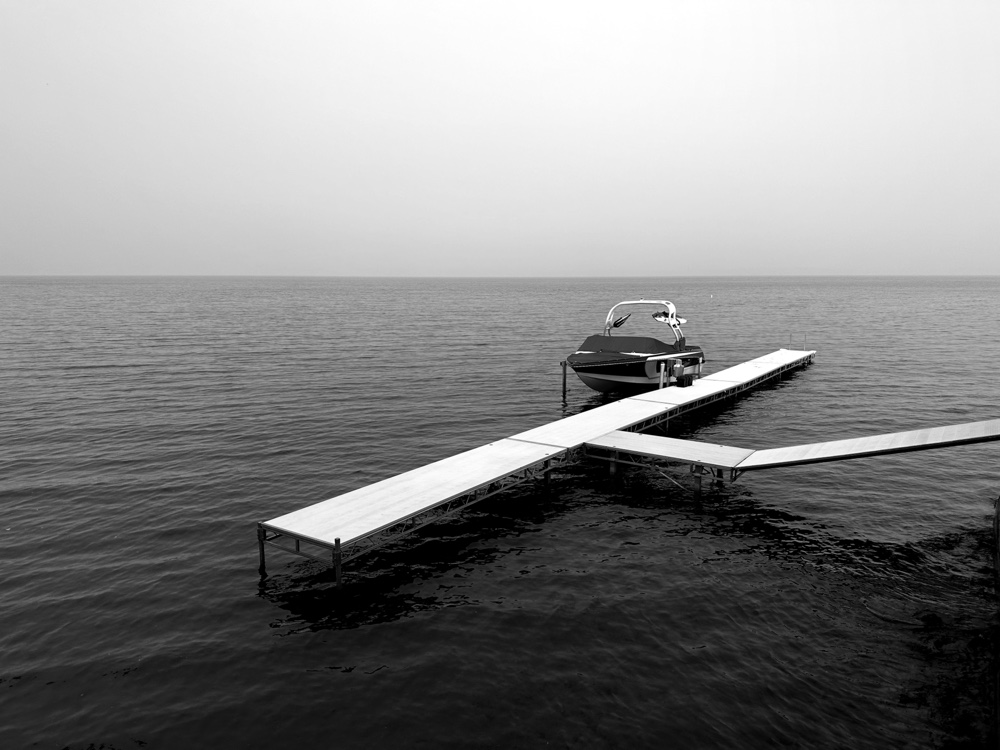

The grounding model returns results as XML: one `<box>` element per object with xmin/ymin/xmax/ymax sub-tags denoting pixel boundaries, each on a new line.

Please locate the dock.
<box><xmin>585</xmin><ymin>419</ymin><xmax>1000</xmax><ymax>479</ymax></box>
<box><xmin>258</xmin><ymin>348</ymin><xmax>816</xmax><ymax>582</ymax></box>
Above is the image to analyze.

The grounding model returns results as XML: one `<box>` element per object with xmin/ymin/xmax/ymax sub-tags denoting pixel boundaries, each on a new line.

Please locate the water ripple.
<box><xmin>1</xmin><ymin>276</ymin><xmax>997</xmax><ymax>748</ymax></box>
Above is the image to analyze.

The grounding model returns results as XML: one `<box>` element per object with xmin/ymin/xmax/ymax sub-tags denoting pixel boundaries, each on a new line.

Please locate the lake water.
<box><xmin>2</xmin><ymin>276</ymin><xmax>998</xmax><ymax>748</ymax></box>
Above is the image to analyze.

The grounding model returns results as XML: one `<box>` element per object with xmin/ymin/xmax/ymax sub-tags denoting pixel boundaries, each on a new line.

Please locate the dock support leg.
<box><xmin>257</xmin><ymin>524</ymin><xmax>267</xmax><ymax>578</ymax></box>
<box><xmin>334</xmin><ymin>538</ymin><xmax>343</xmax><ymax>589</ymax></box>
<box><xmin>544</xmin><ymin>459</ymin><xmax>551</xmax><ymax>485</ymax></box>
<box><xmin>561</xmin><ymin>360</ymin><xmax>568</xmax><ymax>401</ymax></box>
<box><xmin>694</xmin><ymin>472</ymin><xmax>702</xmax><ymax>499</ymax></box>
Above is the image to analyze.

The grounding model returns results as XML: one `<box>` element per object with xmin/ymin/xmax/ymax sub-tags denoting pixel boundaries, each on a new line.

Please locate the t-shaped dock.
<box><xmin>258</xmin><ymin>349</ymin><xmax>816</xmax><ymax>583</ymax></box>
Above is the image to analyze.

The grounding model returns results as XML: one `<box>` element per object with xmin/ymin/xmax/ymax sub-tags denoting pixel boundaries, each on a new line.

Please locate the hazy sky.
<box><xmin>2</xmin><ymin>1</ymin><xmax>997</xmax><ymax>276</ymax></box>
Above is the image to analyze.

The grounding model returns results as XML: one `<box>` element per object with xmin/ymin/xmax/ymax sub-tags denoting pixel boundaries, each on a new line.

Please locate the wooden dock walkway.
<box><xmin>258</xmin><ymin>349</ymin><xmax>816</xmax><ymax>581</ymax></box>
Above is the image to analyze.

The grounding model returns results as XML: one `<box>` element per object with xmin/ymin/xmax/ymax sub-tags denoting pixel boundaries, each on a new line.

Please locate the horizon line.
<box><xmin>3</xmin><ymin>272</ymin><xmax>1000</xmax><ymax>280</ymax></box>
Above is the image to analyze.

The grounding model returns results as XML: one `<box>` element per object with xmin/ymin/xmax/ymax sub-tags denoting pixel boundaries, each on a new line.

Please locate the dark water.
<box><xmin>2</xmin><ymin>276</ymin><xmax>998</xmax><ymax>749</ymax></box>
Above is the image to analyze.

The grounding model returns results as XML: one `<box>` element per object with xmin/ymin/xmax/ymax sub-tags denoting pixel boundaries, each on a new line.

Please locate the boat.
<box><xmin>566</xmin><ymin>299</ymin><xmax>705</xmax><ymax>393</ymax></box>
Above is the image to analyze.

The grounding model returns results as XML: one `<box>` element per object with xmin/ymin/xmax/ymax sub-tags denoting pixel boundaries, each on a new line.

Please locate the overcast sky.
<box><xmin>2</xmin><ymin>1</ymin><xmax>997</xmax><ymax>276</ymax></box>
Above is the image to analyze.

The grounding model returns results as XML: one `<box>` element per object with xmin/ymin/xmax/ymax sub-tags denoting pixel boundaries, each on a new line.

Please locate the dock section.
<box><xmin>738</xmin><ymin>419</ymin><xmax>1000</xmax><ymax>471</ymax></box>
<box><xmin>262</xmin><ymin>438</ymin><xmax>569</xmax><ymax>573</ymax></box>
<box><xmin>258</xmin><ymin>349</ymin><xmax>816</xmax><ymax>581</ymax></box>
<box><xmin>585</xmin><ymin>419</ymin><xmax>1000</xmax><ymax>479</ymax></box>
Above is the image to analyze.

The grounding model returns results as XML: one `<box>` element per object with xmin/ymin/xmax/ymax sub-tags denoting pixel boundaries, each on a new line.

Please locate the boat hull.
<box><xmin>575</xmin><ymin>371</ymin><xmax>663</xmax><ymax>393</ymax></box>
<box><xmin>566</xmin><ymin>346</ymin><xmax>704</xmax><ymax>393</ymax></box>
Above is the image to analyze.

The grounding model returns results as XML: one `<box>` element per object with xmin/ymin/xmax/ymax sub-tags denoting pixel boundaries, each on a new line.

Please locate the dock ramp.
<box><xmin>585</xmin><ymin>419</ymin><xmax>1000</xmax><ymax>479</ymax></box>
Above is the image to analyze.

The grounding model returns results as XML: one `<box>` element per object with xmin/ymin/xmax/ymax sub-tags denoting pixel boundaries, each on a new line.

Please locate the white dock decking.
<box><xmin>586</xmin><ymin>419</ymin><xmax>1000</xmax><ymax>476</ymax></box>
<box><xmin>265</xmin><ymin>438</ymin><xmax>567</xmax><ymax>549</ymax></box>
<box><xmin>738</xmin><ymin>419</ymin><xmax>1000</xmax><ymax>470</ymax></box>
<box><xmin>259</xmin><ymin>349</ymin><xmax>816</xmax><ymax>578</ymax></box>
<box><xmin>586</xmin><ymin>431</ymin><xmax>756</xmax><ymax>472</ymax></box>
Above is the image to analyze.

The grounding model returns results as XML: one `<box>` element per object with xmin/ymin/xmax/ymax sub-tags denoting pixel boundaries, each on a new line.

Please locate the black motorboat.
<box><xmin>566</xmin><ymin>299</ymin><xmax>705</xmax><ymax>393</ymax></box>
